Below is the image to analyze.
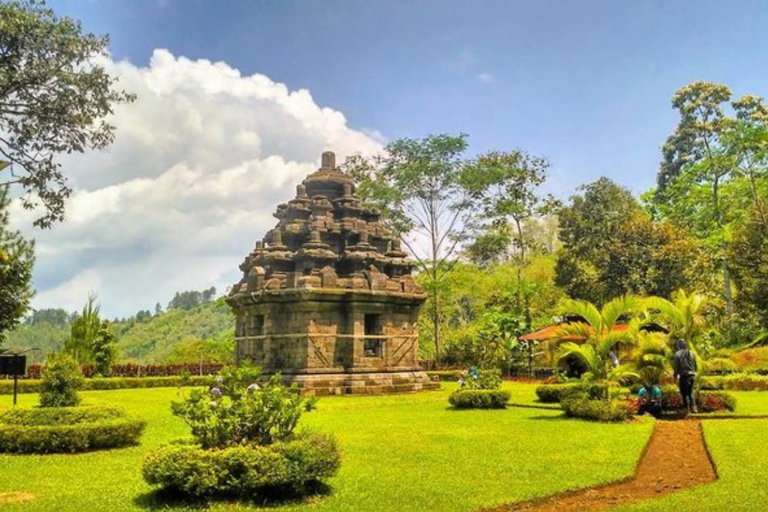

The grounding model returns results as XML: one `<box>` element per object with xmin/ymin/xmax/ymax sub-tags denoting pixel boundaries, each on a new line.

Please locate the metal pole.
<box><xmin>13</xmin><ymin>373</ymin><xmax>18</xmax><ymax>407</ymax></box>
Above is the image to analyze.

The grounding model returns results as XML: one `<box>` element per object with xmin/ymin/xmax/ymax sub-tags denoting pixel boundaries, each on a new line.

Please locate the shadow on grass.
<box><xmin>134</xmin><ymin>481</ymin><xmax>333</xmax><ymax>510</ymax></box>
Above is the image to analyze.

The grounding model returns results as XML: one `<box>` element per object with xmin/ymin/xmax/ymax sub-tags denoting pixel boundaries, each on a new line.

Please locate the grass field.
<box><xmin>0</xmin><ymin>382</ymin><xmax>653</xmax><ymax>512</ymax></box>
<box><xmin>2</xmin><ymin>382</ymin><xmax>768</xmax><ymax>511</ymax></box>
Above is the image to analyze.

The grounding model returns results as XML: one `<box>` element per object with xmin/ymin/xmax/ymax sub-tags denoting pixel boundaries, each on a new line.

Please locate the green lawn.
<box><xmin>618</xmin><ymin>418</ymin><xmax>768</xmax><ymax>511</ymax></box>
<box><xmin>0</xmin><ymin>382</ymin><xmax>652</xmax><ymax>512</ymax></box>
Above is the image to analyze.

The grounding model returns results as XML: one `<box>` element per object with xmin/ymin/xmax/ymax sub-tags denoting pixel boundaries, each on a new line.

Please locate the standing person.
<box><xmin>673</xmin><ymin>339</ymin><xmax>698</xmax><ymax>413</ymax></box>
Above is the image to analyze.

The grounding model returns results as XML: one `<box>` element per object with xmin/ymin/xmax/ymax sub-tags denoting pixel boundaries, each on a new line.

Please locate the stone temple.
<box><xmin>226</xmin><ymin>151</ymin><xmax>439</xmax><ymax>395</ymax></box>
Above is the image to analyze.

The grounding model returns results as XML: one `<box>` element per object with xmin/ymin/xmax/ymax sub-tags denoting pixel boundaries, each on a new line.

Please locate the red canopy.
<box><xmin>519</xmin><ymin>323</ymin><xmax>629</xmax><ymax>342</ymax></box>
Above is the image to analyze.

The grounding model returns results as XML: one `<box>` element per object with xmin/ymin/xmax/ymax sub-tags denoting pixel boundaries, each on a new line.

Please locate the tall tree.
<box><xmin>462</xmin><ymin>150</ymin><xmax>553</xmax><ymax>328</ymax></box>
<box><xmin>0</xmin><ymin>0</ymin><xmax>135</xmax><ymax>227</ymax></box>
<box><xmin>64</xmin><ymin>293</ymin><xmax>101</xmax><ymax>363</ymax></box>
<box><xmin>654</xmin><ymin>81</ymin><xmax>768</xmax><ymax>315</ymax></box>
<box><xmin>0</xmin><ymin>186</ymin><xmax>34</xmax><ymax>344</ymax></box>
<box><xmin>345</xmin><ymin>134</ymin><xmax>477</xmax><ymax>363</ymax></box>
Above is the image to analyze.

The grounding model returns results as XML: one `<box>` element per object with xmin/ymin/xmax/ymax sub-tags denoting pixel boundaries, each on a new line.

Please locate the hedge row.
<box><xmin>656</xmin><ymin>386</ymin><xmax>736</xmax><ymax>413</ymax></box>
<box><xmin>0</xmin><ymin>375</ymin><xmax>211</xmax><ymax>395</ymax></box>
<box><xmin>19</xmin><ymin>362</ymin><xmax>228</xmax><ymax>380</ymax></box>
<box><xmin>701</xmin><ymin>374</ymin><xmax>768</xmax><ymax>391</ymax></box>
<box><xmin>0</xmin><ymin>406</ymin><xmax>146</xmax><ymax>453</ymax></box>
<box><xmin>561</xmin><ymin>395</ymin><xmax>635</xmax><ymax>422</ymax></box>
<box><xmin>143</xmin><ymin>433</ymin><xmax>341</xmax><ymax>497</ymax></box>
<box><xmin>535</xmin><ymin>383</ymin><xmax>620</xmax><ymax>403</ymax></box>
<box><xmin>448</xmin><ymin>389</ymin><xmax>510</xmax><ymax>409</ymax></box>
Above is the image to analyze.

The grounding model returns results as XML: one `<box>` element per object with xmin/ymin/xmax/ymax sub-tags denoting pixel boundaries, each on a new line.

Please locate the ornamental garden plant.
<box><xmin>142</xmin><ymin>364</ymin><xmax>340</xmax><ymax>499</ymax></box>
<box><xmin>449</xmin><ymin>369</ymin><xmax>511</xmax><ymax>408</ymax></box>
<box><xmin>0</xmin><ymin>353</ymin><xmax>146</xmax><ymax>453</ymax></box>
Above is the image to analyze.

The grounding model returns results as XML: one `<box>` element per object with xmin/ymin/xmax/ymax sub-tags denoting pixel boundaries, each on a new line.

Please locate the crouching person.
<box><xmin>637</xmin><ymin>383</ymin><xmax>663</xmax><ymax>418</ymax></box>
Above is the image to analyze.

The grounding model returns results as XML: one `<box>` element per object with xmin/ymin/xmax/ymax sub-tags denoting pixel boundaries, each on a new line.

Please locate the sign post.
<box><xmin>0</xmin><ymin>353</ymin><xmax>27</xmax><ymax>407</ymax></box>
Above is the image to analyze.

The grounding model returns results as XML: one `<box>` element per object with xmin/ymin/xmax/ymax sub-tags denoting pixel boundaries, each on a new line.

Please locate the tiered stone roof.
<box><xmin>229</xmin><ymin>151</ymin><xmax>424</xmax><ymax>298</ymax></box>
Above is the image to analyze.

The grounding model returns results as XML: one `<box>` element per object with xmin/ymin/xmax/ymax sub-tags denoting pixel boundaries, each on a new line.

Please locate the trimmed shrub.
<box><xmin>535</xmin><ymin>383</ymin><xmax>581</xmax><ymax>403</ymax></box>
<box><xmin>17</xmin><ymin>362</ymin><xmax>229</xmax><ymax>380</ymax></box>
<box><xmin>703</xmin><ymin>374</ymin><xmax>768</xmax><ymax>391</ymax></box>
<box><xmin>426</xmin><ymin>370</ymin><xmax>462</xmax><ymax>382</ymax></box>
<box><xmin>657</xmin><ymin>385</ymin><xmax>737</xmax><ymax>413</ymax></box>
<box><xmin>0</xmin><ymin>375</ymin><xmax>211</xmax><ymax>395</ymax></box>
<box><xmin>448</xmin><ymin>389</ymin><xmax>510</xmax><ymax>409</ymax></box>
<box><xmin>704</xmin><ymin>357</ymin><xmax>738</xmax><ymax>375</ymax></box>
<box><xmin>561</xmin><ymin>395</ymin><xmax>635</xmax><ymax>422</ymax></box>
<box><xmin>142</xmin><ymin>432</ymin><xmax>340</xmax><ymax>497</ymax></box>
<box><xmin>0</xmin><ymin>406</ymin><xmax>146</xmax><ymax>453</ymax></box>
<box><xmin>535</xmin><ymin>382</ymin><xmax>617</xmax><ymax>403</ymax></box>
<box><xmin>39</xmin><ymin>354</ymin><xmax>84</xmax><ymax>407</ymax></box>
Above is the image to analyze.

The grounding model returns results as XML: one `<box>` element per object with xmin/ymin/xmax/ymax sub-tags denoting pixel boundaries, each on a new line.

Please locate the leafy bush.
<box><xmin>448</xmin><ymin>389</ymin><xmax>510</xmax><ymax>409</ymax></box>
<box><xmin>0</xmin><ymin>406</ymin><xmax>145</xmax><ymax>453</ymax></box>
<box><xmin>535</xmin><ymin>382</ymin><xmax>617</xmax><ymax>403</ymax></box>
<box><xmin>535</xmin><ymin>383</ymin><xmax>582</xmax><ymax>403</ymax></box>
<box><xmin>20</xmin><ymin>362</ymin><xmax>228</xmax><ymax>380</ymax></box>
<box><xmin>171</xmin><ymin>365</ymin><xmax>310</xmax><ymax>448</ymax></box>
<box><xmin>0</xmin><ymin>375</ymin><xmax>211</xmax><ymax>395</ymax></box>
<box><xmin>706</xmin><ymin>374</ymin><xmax>768</xmax><ymax>391</ymax></box>
<box><xmin>142</xmin><ymin>432</ymin><xmax>340</xmax><ymax>497</ymax></box>
<box><xmin>463</xmin><ymin>369</ymin><xmax>503</xmax><ymax>390</ymax></box>
<box><xmin>657</xmin><ymin>385</ymin><xmax>737</xmax><ymax>413</ymax></box>
<box><xmin>731</xmin><ymin>346</ymin><xmax>768</xmax><ymax>373</ymax></box>
<box><xmin>425</xmin><ymin>370</ymin><xmax>462</xmax><ymax>382</ymax></box>
<box><xmin>704</xmin><ymin>357</ymin><xmax>738</xmax><ymax>375</ymax></box>
<box><xmin>561</xmin><ymin>395</ymin><xmax>635</xmax><ymax>422</ymax></box>
<box><xmin>39</xmin><ymin>354</ymin><xmax>84</xmax><ymax>407</ymax></box>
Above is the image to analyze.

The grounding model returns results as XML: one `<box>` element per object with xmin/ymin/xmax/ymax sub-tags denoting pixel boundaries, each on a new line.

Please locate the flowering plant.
<box><xmin>170</xmin><ymin>364</ymin><xmax>314</xmax><ymax>448</ymax></box>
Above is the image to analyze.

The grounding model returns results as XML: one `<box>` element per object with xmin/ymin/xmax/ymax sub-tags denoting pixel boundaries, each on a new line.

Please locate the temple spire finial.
<box><xmin>321</xmin><ymin>151</ymin><xmax>336</xmax><ymax>170</ymax></box>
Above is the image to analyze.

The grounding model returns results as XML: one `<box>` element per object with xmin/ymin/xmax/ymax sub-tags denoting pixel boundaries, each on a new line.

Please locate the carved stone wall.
<box><xmin>226</xmin><ymin>151</ymin><xmax>438</xmax><ymax>395</ymax></box>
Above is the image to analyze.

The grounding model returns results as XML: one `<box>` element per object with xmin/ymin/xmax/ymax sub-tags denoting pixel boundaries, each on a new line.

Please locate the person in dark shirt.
<box><xmin>673</xmin><ymin>339</ymin><xmax>698</xmax><ymax>413</ymax></box>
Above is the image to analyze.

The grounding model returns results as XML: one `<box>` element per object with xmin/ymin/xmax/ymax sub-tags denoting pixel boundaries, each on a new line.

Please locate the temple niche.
<box><xmin>226</xmin><ymin>151</ymin><xmax>439</xmax><ymax>395</ymax></box>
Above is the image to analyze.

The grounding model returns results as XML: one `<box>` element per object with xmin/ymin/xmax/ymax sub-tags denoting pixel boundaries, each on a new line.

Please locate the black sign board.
<box><xmin>0</xmin><ymin>354</ymin><xmax>26</xmax><ymax>376</ymax></box>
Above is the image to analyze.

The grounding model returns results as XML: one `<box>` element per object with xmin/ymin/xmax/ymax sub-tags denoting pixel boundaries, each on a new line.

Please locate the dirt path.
<box><xmin>491</xmin><ymin>420</ymin><xmax>717</xmax><ymax>512</ymax></box>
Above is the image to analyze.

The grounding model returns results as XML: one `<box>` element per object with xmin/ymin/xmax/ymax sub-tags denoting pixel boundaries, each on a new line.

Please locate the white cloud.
<box><xmin>13</xmin><ymin>49</ymin><xmax>383</xmax><ymax>317</ymax></box>
<box><xmin>476</xmin><ymin>73</ymin><xmax>494</xmax><ymax>84</ymax></box>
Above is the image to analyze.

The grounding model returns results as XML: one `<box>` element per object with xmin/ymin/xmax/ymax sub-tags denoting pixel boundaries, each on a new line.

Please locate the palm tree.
<box><xmin>645</xmin><ymin>290</ymin><xmax>708</xmax><ymax>352</ymax></box>
<box><xmin>631</xmin><ymin>331</ymin><xmax>672</xmax><ymax>385</ymax></box>
<box><xmin>553</xmin><ymin>295</ymin><xmax>642</xmax><ymax>384</ymax></box>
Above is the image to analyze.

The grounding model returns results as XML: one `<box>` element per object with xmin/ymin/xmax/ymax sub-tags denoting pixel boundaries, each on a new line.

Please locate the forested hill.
<box><xmin>4</xmin><ymin>295</ymin><xmax>235</xmax><ymax>365</ymax></box>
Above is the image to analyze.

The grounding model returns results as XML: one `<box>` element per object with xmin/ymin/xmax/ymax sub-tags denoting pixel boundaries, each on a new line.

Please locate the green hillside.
<box><xmin>116</xmin><ymin>300</ymin><xmax>235</xmax><ymax>363</ymax></box>
<box><xmin>4</xmin><ymin>298</ymin><xmax>236</xmax><ymax>365</ymax></box>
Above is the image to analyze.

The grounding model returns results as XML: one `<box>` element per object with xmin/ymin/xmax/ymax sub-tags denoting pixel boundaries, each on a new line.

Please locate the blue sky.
<box><xmin>50</xmin><ymin>0</ymin><xmax>768</xmax><ymax>196</ymax></box>
<box><xmin>21</xmin><ymin>0</ymin><xmax>768</xmax><ymax>317</ymax></box>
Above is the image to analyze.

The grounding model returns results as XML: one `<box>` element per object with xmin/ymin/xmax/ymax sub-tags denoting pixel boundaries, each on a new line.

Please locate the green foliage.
<box><xmin>64</xmin><ymin>294</ymin><xmax>101</xmax><ymax>363</ymax></box>
<box><xmin>645</xmin><ymin>290</ymin><xmax>710</xmax><ymax>353</ymax></box>
<box><xmin>117</xmin><ymin>300</ymin><xmax>234</xmax><ymax>363</ymax></box>
<box><xmin>704</xmin><ymin>357</ymin><xmax>738</xmax><ymax>375</ymax></box>
<box><xmin>561</xmin><ymin>395</ymin><xmax>635</xmax><ymax>422</ymax></box>
<box><xmin>462</xmin><ymin>368</ymin><xmax>503</xmax><ymax>390</ymax></box>
<box><xmin>554</xmin><ymin>295</ymin><xmax>642</xmax><ymax>382</ymax></box>
<box><xmin>92</xmin><ymin>321</ymin><xmax>117</xmax><ymax>376</ymax></box>
<box><xmin>0</xmin><ymin>0</ymin><xmax>135</xmax><ymax>227</ymax></box>
<box><xmin>655</xmin><ymin>385</ymin><xmax>736</xmax><ymax>413</ymax></box>
<box><xmin>729</xmin><ymin>210</ymin><xmax>768</xmax><ymax>328</ymax></box>
<box><xmin>535</xmin><ymin>383</ymin><xmax>585</xmax><ymax>403</ymax></box>
<box><xmin>142</xmin><ymin>432</ymin><xmax>341</xmax><ymax>497</ymax></box>
<box><xmin>0</xmin><ymin>187</ymin><xmax>34</xmax><ymax>344</ymax></box>
<box><xmin>448</xmin><ymin>389</ymin><xmax>511</xmax><ymax>409</ymax></box>
<box><xmin>703</xmin><ymin>374</ymin><xmax>768</xmax><ymax>391</ymax></box>
<box><xmin>0</xmin><ymin>406</ymin><xmax>145</xmax><ymax>453</ymax></box>
<box><xmin>0</xmin><ymin>375</ymin><xmax>212</xmax><ymax>395</ymax></box>
<box><xmin>555</xmin><ymin>178</ymin><xmax>709</xmax><ymax>303</ymax></box>
<box><xmin>167</xmin><ymin>287</ymin><xmax>217</xmax><ymax>311</ymax></box>
<box><xmin>631</xmin><ymin>332</ymin><xmax>672</xmax><ymax>385</ymax></box>
<box><xmin>171</xmin><ymin>365</ymin><xmax>310</xmax><ymax>449</ymax></box>
<box><xmin>39</xmin><ymin>353</ymin><xmax>83</xmax><ymax>407</ymax></box>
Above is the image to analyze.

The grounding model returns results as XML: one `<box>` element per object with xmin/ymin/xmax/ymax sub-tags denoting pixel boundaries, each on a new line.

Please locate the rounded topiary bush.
<box><xmin>143</xmin><ymin>432</ymin><xmax>340</xmax><ymax>497</ymax></box>
<box><xmin>449</xmin><ymin>389</ymin><xmax>511</xmax><ymax>409</ymax></box>
<box><xmin>561</xmin><ymin>395</ymin><xmax>635</xmax><ymax>422</ymax></box>
<box><xmin>0</xmin><ymin>406</ymin><xmax>146</xmax><ymax>453</ymax></box>
<box><xmin>143</xmin><ymin>364</ymin><xmax>339</xmax><ymax>500</ymax></box>
<box><xmin>39</xmin><ymin>354</ymin><xmax>84</xmax><ymax>407</ymax></box>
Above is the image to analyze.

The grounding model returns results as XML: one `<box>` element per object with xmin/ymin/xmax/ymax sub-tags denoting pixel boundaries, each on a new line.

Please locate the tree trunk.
<box><xmin>723</xmin><ymin>263</ymin><xmax>734</xmax><ymax>317</ymax></box>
